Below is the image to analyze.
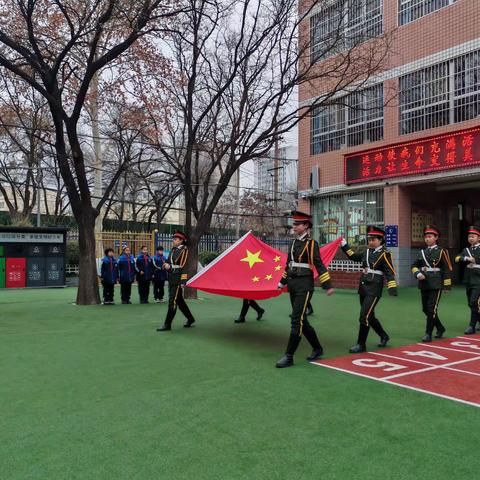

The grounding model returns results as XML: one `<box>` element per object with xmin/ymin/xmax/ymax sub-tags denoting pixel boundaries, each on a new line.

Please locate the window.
<box><xmin>310</xmin><ymin>0</ymin><xmax>383</xmax><ymax>64</ymax></box>
<box><xmin>311</xmin><ymin>84</ymin><xmax>384</xmax><ymax>155</ymax></box>
<box><xmin>399</xmin><ymin>50</ymin><xmax>480</xmax><ymax>135</ymax></box>
<box><xmin>399</xmin><ymin>0</ymin><xmax>457</xmax><ymax>26</ymax></box>
<box><xmin>311</xmin><ymin>190</ymin><xmax>384</xmax><ymax>246</ymax></box>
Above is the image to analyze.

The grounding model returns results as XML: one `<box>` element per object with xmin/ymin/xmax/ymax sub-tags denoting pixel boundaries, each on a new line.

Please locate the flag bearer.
<box><xmin>234</xmin><ymin>299</ymin><xmax>265</xmax><ymax>323</ymax></box>
<box><xmin>157</xmin><ymin>231</ymin><xmax>196</xmax><ymax>331</ymax></box>
<box><xmin>411</xmin><ymin>225</ymin><xmax>452</xmax><ymax>342</ymax></box>
<box><xmin>341</xmin><ymin>226</ymin><xmax>398</xmax><ymax>353</ymax></box>
<box><xmin>136</xmin><ymin>245</ymin><xmax>153</xmax><ymax>304</ymax></box>
<box><xmin>118</xmin><ymin>246</ymin><xmax>136</xmax><ymax>304</ymax></box>
<box><xmin>455</xmin><ymin>226</ymin><xmax>480</xmax><ymax>334</ymax></box>
<box><xmin>100</xmin><ymin>248</ymin><xmax>118</xmax><ymax>305</ymax></box>
<box><xmin>275</xmin><ymin>211</ymin><xmax>334</xmax><ymax>368</ymax></box>
<box><xmin>152</xmin><ymin>246</ymin><xmax>168</xmax><ymax>303</ymax></box>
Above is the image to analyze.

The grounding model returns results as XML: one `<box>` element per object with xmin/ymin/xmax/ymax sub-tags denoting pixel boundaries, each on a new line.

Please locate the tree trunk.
<box><xmin>184</xmin><ymin>232</ymin><xmax>200</xmax><ymax>300</ymax></box>
<box><xmin>76</xmin><ymin>210</ymin><xmax>101</xmax><ymax>305</ymax></box>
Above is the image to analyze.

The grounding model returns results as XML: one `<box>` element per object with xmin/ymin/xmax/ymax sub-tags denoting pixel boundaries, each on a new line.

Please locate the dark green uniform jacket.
<box><xmin>279</xmin><ymin>236</ymin><xmax>332</xmax><ymax>291</ymax></box>
<box><xmin>342</xmin><ymin>244</ymin><xmax>397</xmax><ymax>297</ymax></box>
<box><xmin>165</xmin><ymin>245</ymin><xmax>189</xmax><ymax>286</ymax></box>
<box><xmin>411</xmin><ymin>245</ymin><xmax>452</xmax><ymax>290</ymax></box>
<box><xmin>456</xmin><ymin>245</ymin><xmax>480</xmax><ymax>288</ymax></box>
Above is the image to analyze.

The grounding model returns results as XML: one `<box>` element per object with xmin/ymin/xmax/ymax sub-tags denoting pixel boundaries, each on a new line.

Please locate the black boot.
<box><xmin>303</xmin><ymin>324</ymin><xmax>323</xmax><ymax>361</ymax></box>
<box><xmin>378</xmin><ymin>334</ymin><xmax>390</xmax><ymax>347</ymax></box>
<box><xmin>307</xmin><ymin>349</ymin><xmax>323</xmax><ymax>361</ymax></box>
<box><xmin>464</xmin><ymin>325</ymin><xmax>476</xmax><ymax>335</ymax></box>
<box><xmin>184</xmin><ymin>319</ymin><xmax>195</xmax><ymax>328</ymax></box>
<box><xmin>156</xmin><ymin>325</ymin><xmax>171</xmax><ymax>332</ymax></box>
<box><xmin>435</xmin><ymin>327</ymin><xmax>446</xmax><ymax>338</ymax></box>
<box><xmin>349</xmin><ymin>344</ymin><xmax>366</xmax><ymax>353</ymax></box>
<box><xmin>158</xmin><ymin>309</ymin><xmax>174</xmax><ymax>331</ymax></box>
<box><xmin>256</xmin><ymin>309</ymin><xmax>265</xmax><ymax>321</ymax></box>
<box><xmin>275</xmin><ymin>354</ymin><xmax>294</xmax><ymax>368</ymax></box>
<box><xmin>276</xmin><ymin>334</ymin><xmax>301</xmax><ymax>368</ymax></box>
<box><xmin>234</xmin><ymin>316</ymin><xmax>246</xmax><ymax>324</ymax></box>
<box><xmin>422</xmin><ymin>334</ymin><xmax>432</xmax><ymax>342</ymax></box>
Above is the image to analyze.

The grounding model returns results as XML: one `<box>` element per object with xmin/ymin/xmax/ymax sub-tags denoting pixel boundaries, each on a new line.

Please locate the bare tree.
<box><xmin>0</xmin><ymin>1</ymin><xmax>183</xmax><ymax>304</ymax></box>
<box><xmin>151</xmin><ymin>0</ymin><xmax>392</xmax><ymax>297</ymax></box>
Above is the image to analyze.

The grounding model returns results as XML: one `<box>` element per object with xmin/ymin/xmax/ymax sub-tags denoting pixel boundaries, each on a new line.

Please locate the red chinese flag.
<box><xmin>187</xmin><ymin>232</ymin><xmax>341</xmax><ymax>300</ymax></box>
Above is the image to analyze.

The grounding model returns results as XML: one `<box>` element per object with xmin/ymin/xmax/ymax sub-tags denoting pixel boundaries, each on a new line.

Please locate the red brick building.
<box><xmin>298</xmin><ymin>0</ymin><xmax>480</xmax><ymax>285</ymax></box>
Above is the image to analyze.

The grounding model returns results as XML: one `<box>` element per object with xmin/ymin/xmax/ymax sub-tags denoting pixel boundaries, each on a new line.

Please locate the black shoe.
<box><xmin>156</xmin><ymin>325</ymin><xmax>171</xmax><ymax>332</ymax></box>
<box><xmin>378</xmin><ymin>334</ymin><xmax>390</xmax><ymax>347</ymax></box>
<box><xmin>234</xmin><ymin>317</ymin><xmax>246</xmax><ymax>324</ymax></box>
<box><xmin>256</xmin><ymin>309</ymin><xmax>265</xmax><ymax>321</ymax></box>
<box><xmin>184</xmin><ymin>320</ymin><xmax>195</xmax><ymax>328</ymax></box>
<box><xmin>275</xmin><ymin>354</ymin><xmax>294</xmax><ymax>368</ymax></box>
<box><xmin>349</xmin><ymin>344</ymin><xmax>366</xmax><ymax>354</ymax></box>
<box><xmin>422</xmin><ymin>334</ymin><xmax>432</xmax><ymax>342</ymax></box>
<box><xmin>435</xmin><ymin>327</ymin><xmax>446</xmax><ymax>338</ymax></box>
<box><xmin>464</xmin><ymin>326</ymin><xmax>476</xmax><ymax>335</ymax></box>
<box><xmin>307</xmin><ymin>349</ymin><xmax>323</xmax><ymax>361</ymax></box>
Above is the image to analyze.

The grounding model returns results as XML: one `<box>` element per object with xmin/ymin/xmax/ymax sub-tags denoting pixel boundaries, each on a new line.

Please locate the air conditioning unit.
<box><xmin>310</xmin><ymin>166</ymin><xmax>320</xmax><ymax>191</ymax></box>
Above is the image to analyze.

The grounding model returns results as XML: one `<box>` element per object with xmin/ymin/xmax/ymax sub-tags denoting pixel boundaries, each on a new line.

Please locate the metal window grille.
<box><xmin>398</xmin><ymin>0</ymin><xmax>456</xmax><ymax>26</ymax></box>
<box><xmin>311</xmin><ymin>84</ymin><xmax>384</xmax><ymax>154</ymax></box>
<box><xmin>310</xmin><ymin>0</ymin><xmax>383</xmax><ymax>64</ymax></box>
<box><xmin>399</xmin><ymin>49</ymin><xmax>480</xmax><ymax>135</ymax></box>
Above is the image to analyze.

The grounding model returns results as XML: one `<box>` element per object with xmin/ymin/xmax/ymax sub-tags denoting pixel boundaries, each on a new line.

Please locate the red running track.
<box><xmin>311</xmin><ymin>334</ymin><xmax>480</xmax><ymax>408</ymax></box>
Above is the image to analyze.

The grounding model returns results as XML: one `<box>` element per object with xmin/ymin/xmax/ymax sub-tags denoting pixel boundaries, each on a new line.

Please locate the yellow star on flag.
<box><xmin>274</xmin><ymin>265</ymin><xmax>282</xmax><ymax>271</ymax></box>
<box><xmin>265</xmin><ymin>274</ymin><xmax>273</xmax><ymax>280</ymax></box>
<box><xmin>274</xmin><ymin>255</ymin><xmax>281</xmax><ymax>262</ymax></box>
<box><xmin>241</xmin><ymin>250</ymin><xmax>264</xmax><ymax>269</ymax></box>
<box><xmin>252</xmin><ymin>276</ymin><xmax>260</xmax><ymax>283</ymax></box>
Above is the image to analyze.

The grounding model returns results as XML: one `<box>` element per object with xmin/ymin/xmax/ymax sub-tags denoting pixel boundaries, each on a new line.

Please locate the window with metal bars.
<box><xmin>311</xmin><ymin>84</ymin><xmax>384</xmax><ymax>155</ymax></box>
<box><xmin>398</xmin><ymin>0</ymin><xmax>457</xmax><ymax>26</ymax></box>
<box><xmin>399</xmin><ymin>49</ymin><xmax>480</xmax><ymax>135</ymax></box>
<box><xmin>310</xmin><ymin>0</ymin><xmax>383</xmax><ymax>64</ymax></box>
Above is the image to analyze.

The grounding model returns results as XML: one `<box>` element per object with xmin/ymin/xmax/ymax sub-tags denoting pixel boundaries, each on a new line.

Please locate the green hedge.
<box><xmin>198</xmin><ymin>251</ymin><xmax>220</xmax><ymax>266</ymax></box>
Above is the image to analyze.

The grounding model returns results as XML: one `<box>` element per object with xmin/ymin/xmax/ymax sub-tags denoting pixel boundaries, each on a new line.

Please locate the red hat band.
<box><xmin>424</xmin><ymin>229</ymin><xmax>439</xmax><ymax>236</ymax></box>
<box><xmin>367</xmin><ymin>230</ymin><xmax>384</xmax><ymax>237</ymax></box>
<box><xmin>469</xmin><ymin>228</ymin><xmax>480</xmax><ymax>236</ymax></box>
<box><xmin>173</xmin><ymin>232</ymin><xmax>187</xmax><ymax>241</ymax></box>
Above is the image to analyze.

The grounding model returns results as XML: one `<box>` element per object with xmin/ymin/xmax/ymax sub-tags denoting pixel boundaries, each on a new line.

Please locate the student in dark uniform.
<box><xmin>234</xmin><ymin>299</ymin><xmax>265</xmax><ymax>323</ymax></box>
<box><xmin>118</xmin><ymin>246</ymin><xmax>136</xmax><ymax>304</ymax></box>
<box><xmin>411</xmin><ymin>225</ymin><xmax>452</xmax><ymax>342</ymax></box>
<box><xmin>341</xmin><ymin>226</ymin><xmax>398</xmax><ymax>353</ymax></box>
<box><xmin>152</xmin><ymin>246</ymin><xmax>168</xmax><ymax>303</ymax></box>
<box><xmin>156</xmin><ymin>231</ymin><xmax>196</xmax><ymax>331</ymax></box>
<box><xmin>275</xmin><ymin>211</ymin><xmax>334</xmax><ymax>368</ymax></box>
<box><xmin>455</xmin><ymin>225</ymin><xmax>480</xmax><ymax>334</ymax></box>
<box><xmin>100</xmin><ymin>248</ymin><xmax>118</xmax><ymax>305</ymax></box>
<box><xmin>136</xmin><ymin>245</ymin><xmax>153</xmax><ymax>304</ymax></box>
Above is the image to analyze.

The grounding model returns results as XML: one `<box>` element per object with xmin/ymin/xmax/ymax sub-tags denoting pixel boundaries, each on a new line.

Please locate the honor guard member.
<box><xmin>152</xmin><ymin>246</ymin><xmax>168</xmax><ymax>303</ymax></box>
<box><xmin>157</xmin><ymin>231</ymin><xmax>196</xmax><ymax>331</ymax></box>
<box><xmin>118</xmin><ymin>246</ymin><xmax>136</xmax><ymax>304</ymax></box>
<box><xmin>455</xmin><ymin>226</ymin><xmax>480</xmax><ymax>334</ymax></box>
<box><xmin>275</xmin><ymin>211</ymin><xmax>334</xmax><ymax>368</ymax></box>
<box><xmin>341</xmin><ymin>226</ymin><xmax>398</xmax><ymax>353</ymax></box>
<box><xmin>100</xmin><ymin>248</ymin><xmax>118</xmax><ymax>305</ymax></box>
<box><xmin>234</xmin><ymin>299</ymin><xmax>265</xmax><ymax>323</ymax></box>
<box><xmin>136</xmin><ymin>245</ymin><xmax>153</xmax><ymax>304</ymax></box>
<box><xmin>411</xmin><ymin>225</ymin><xmax>452</xmax><ymax>342</ymax></box>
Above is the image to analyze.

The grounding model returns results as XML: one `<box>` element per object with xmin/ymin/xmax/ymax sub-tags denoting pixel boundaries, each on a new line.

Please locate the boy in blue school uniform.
<box><xmin>152</xmin><ymin>246</ymin><xmax>168</xmax><ymax>303</ymax></box>
<box><xmin>100</xmin><ymin>248</ymin><xmax>118</xmax><ymax>305</ymax></box>
<box><xmin>136</xmin><ymin>245</ymin><xmax>153</xmax><ymax>304</ymax></box>
<box><xmin>118</xmin><ymin>246</ymin><xmax>136</xmax><ymax>304</ymax></box>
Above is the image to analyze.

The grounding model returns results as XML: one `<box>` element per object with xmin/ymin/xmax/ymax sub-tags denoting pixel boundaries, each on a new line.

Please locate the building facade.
<box><xmin>298</xmin><ymin>0</ymin><xmax>479</xmax><ymax>285</ymax></box>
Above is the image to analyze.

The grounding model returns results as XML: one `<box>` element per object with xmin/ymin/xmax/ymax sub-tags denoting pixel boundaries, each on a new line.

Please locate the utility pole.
<box><xmin>36</xmin><ymin>163</ymin><xmax>42</xmax><ymax>227</ymax></box>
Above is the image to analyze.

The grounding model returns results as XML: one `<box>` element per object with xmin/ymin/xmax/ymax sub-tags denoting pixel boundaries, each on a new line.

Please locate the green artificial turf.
<box><xmin>1</xmin><ymin>286</ymin><xmax>480</xmax><ymax>479</ymax></box>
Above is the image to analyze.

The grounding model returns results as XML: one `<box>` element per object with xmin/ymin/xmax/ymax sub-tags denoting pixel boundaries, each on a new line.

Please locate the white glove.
<box><xmin>417</xmin><ymin>273</ymin><xmax>426</xmax><ymax>281</ymax></box>
<box><xmin>340</xmin><ymin>238</ymin><xmax>347</xmax><ymax>247</ymax></box>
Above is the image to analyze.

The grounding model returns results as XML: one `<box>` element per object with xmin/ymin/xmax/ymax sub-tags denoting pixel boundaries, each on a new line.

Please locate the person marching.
<box><xmin>234</xmin><ymin>299</ymin><xmax>265</xmax><ymax>323</ymax></box>
<box><xmin>455</xmin><ymin>225</ymin><xmax>480</xmax><ymax>335</ymax></box>
<box><xmin>411</xmin><ymin>225</ymin><xmax>452</xmax><ymax>342</ymax></box>
<box><xmin>152</xmin><ymin>246</ymin><xmax>168</xmax><ymax>303</ymax></box>
<box><xmin>100</xmin><ymin>248</ymin><xmax>118</xmax><ymax>305</ymax></box>
<box><xmin>136</xmin><ymin>245</ymin><xmax>153</xmax><ymax>304</ymax></box>
<box><xmin>118</xmin><ymin>246</ymin><xmax>136</xmax><ymax>304</ymax></box>
<box><xmin>275</xmin><ymin>211</ymin><xmax>334</xmax><ymax>368</ymax></box>
<box><xmin>341</xmin><ymin>226</ymin><xmax>398</xmax><ymax>353</ymax></box>
<box><xmin>157</xmin><ymin>231</ymin><xmax>196</xmax><ymax>331</ymax></box>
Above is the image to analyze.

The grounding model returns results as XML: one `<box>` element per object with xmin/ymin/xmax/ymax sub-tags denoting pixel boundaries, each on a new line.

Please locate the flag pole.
<box><xmin>187</xmin><ymin>230</ymin><xmax>252</xmax><ymax>285</ymax></box>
